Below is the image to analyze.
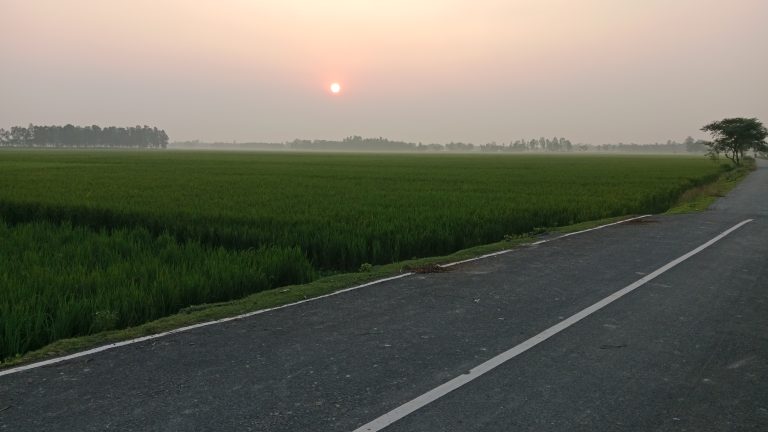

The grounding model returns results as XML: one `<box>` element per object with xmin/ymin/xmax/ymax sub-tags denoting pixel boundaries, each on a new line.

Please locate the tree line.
<box><xmin>592</xmin><ymin>137</ymin><xmax>709</xmax><ymax>154</ymax></box>
<box><xmin>285</xmin><ymin>136</ymin><xmax>578</xmax><ymax>152</ymax></box>
<box><xmin>480</xmin><ymin>137</ymin><xmax>574</xmax><ymax>152</ymax></box>
<box><xmin>288</xmin><ymin>136</ymin><xmax>416</xmax><ymax>152</ymax></box>
<box><xmin>172</xmin><ymin>135</ymin><xmax>714</xmax><ymax>153</ymax></box>
<box><xmin>0</xmin><ymin>125</ymin><xmax>169</xmax><ymax>148</ymax></box>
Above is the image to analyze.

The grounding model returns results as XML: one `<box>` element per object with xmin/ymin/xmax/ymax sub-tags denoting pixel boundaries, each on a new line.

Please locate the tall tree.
<box><xmin>701</xmin><ymin>117</ymin><xmax>768</xmax><ymax>165</ymax></box>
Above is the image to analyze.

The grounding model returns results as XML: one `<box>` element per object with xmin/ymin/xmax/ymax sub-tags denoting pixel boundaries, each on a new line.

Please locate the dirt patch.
<box><xmin>623</xmin><ymin>218</ymin><xmax>659</xmax><ymax>225</ymax></box>
<box><xmin>408</xmin><ymin>263</ymin><xmax>452</xmax><ymax>274</ymax></box>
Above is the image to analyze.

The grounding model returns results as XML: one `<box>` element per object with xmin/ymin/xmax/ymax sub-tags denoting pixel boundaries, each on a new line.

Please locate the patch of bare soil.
<box><xmin>624</xmin><ymin>218</ymin><xmax>659</xmax><ymax>225</ymax></box>
<box><xmin>408</xmin><ymin>263</ymin><xmax>452</xmax><ymax>274</ymax></box>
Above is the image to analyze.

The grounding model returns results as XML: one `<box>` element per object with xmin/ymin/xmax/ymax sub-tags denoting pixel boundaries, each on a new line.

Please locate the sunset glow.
<box><xmin>330</xmin><ymin>83</ymin><xmax>341</xmax><ymax>94</ymax></box>
<box><xmin>1</xmin><ymin>0</ymin><xmax>766</xmax><ymax>144</ymax></box>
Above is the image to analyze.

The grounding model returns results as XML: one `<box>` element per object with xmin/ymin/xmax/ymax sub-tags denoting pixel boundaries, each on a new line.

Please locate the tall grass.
<box><xmin>0</xmin><ymin>221</ymin><xmax>314</xmax><ymax>360</ymax></box>
<box><xmin>0</xmin><ymin>152</ymin><xmax>724</xmax><ymax>271</ymax></box>
<box><xmin>0</xmin><ymin>151</ymin><xmax>725</xmax><ymax>358</ymax></box>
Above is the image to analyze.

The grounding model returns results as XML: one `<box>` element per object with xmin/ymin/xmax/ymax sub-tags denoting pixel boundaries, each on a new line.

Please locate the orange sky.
<box><xmin>1</xmin><ymin>0</ymin><xmax>767</xmax><ymax>143</ymax></box>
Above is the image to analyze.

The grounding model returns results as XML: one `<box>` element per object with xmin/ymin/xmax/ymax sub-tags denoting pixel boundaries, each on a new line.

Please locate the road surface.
<box><xmin>1</xmin><ymin>161</ymin><xmax>766</xmax><ymax>431</ymax></box>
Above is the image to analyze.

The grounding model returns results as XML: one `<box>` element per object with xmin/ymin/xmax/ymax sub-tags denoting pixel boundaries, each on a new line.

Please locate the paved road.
<box><xmin>2</xmin><ymin>161</ymin><xmax>766</xmax><ymax>431</ymax></box>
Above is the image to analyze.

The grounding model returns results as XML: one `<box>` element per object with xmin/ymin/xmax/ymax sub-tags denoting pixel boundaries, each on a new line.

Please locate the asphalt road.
<box><xmin>1</xmin><ymin>161</ymin><xmax>766</xmax><ymax>431</ymax></box>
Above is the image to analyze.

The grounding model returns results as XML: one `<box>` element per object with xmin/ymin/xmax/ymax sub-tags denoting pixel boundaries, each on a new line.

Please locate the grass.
<box><xmin>0</xmin><ymin>221</ymin><xmax>314</xmax><ymax>359</ymax></box>
<box><xmin>0</xmin><ymin>152</ymin><xmax>725</xmax><ymax>270</ymax></box>
<box><xmin>0</xmin><ymin>213</ymin><xmax>635</xmax><ymax>368</ymax></box>
<box><xmin>0</xmin><ymin>151</ymin><xmax>729</xmax><ymax>363</ymax></box>
<box><xmin>666</xmin><ymin>159</ymin><xmax>755</xmax><ymax>214</ymax></box>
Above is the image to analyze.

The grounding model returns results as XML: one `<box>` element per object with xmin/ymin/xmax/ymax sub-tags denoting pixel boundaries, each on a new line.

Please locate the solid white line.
<box><xmin>438</xmin><ymin>249</ymin><xmax>512</xmax><ymax>268</ymax></box>
<box><xmin>0</xmin><ymin>214</ymin><xmax>652</xmax><ymax>377</ymax></box>
<box><xmin>529</xmin><ymin>214</ymin><xmax>653</xmax><ymax>246</ymax></box>
<box><xmin>352</xmin><ymin>219</ymin><xmax>754</xmax><ymax>432</ymax></box>
<box><xmin>441</xmin><ymin>214</ymin><xmax>652</xmax><ymax>267</ymax></box>
<box><xmin>0</xmin><ymin>273</ymin><xmax>413</xmax><ymax>377</ymax></box>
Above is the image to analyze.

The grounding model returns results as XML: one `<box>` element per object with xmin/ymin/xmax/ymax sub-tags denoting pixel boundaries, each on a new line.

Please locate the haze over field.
<box><xmin>1</xmin><ymin>0</ymin><xmax>766</xmax><ymax>144</ymax></box>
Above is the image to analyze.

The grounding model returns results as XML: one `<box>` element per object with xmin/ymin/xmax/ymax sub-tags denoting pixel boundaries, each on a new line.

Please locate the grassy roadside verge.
<box><xmin>0</xmin><ymin>161</ymin><xmax>754</xmax><ymax>369</ymax></box>
<box><xmin>665</xmin><ymin>159</ymin><xmax>756</xmax><ymax>214</ymax></box>
<box><xmin>0</xmin><ymin>214</ymin><xmax>635</xmax><ymax>369</ymax></box>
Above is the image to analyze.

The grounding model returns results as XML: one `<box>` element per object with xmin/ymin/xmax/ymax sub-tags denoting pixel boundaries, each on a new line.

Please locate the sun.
<box><xmin>330</xmin><ymin>82</ymin><xmax>341</xmax><ymax>94</ymax></box>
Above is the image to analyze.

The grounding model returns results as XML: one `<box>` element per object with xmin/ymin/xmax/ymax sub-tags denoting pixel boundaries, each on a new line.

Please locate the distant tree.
<box><xmin>61</xmin><ymin>124</ymin><xmax>76</xmax><ymax>146</ymax></box>
<box><xmin>0</xmin><ymin>124</ymin><xmax>169</xmax><ymax>148</ymax></box>
<box><xmin>684</xmin><ymin>136</ymin><xmax>708</xmax><ymax>153</ymax></box>
<box><xmin>701</xmin><ymin>118</ymin><xmax>768</xmax><ymax>165</ymax></box>
<box><xmin>756</xmin><ymin>140</ymin><xmax>768</xmax><ymax>158</ymax></box>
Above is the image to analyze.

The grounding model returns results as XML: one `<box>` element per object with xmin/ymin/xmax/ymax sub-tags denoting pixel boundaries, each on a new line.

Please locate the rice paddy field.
<box><xmin>0</xmin><ymin>150</ymin><xmax>725</xmax><ymax>360</ymax></box>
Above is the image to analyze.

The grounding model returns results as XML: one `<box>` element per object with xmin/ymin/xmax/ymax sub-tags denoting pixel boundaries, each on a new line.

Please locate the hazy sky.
<box><xmin>2</xmin><ymin>0</ymin><xmax>766</xmax><ymax>144</ymax></box>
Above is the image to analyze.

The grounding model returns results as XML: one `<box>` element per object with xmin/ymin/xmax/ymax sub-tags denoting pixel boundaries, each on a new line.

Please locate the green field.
<box><xmin>0</xmin><ymin>151</ymin><xmax>725</xmax><ymax>360</ymax></box>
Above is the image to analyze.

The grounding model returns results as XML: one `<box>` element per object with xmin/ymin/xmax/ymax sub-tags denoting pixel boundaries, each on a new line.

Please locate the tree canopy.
<box><xmin>0</xmin><ymin>124</ymin><xmax>169</xmax><ymax>149</ymax></box>
<box><xmin>701</xmin><ymin>117</ymin><xmax>767</xmax><ymax>165</ymax></box>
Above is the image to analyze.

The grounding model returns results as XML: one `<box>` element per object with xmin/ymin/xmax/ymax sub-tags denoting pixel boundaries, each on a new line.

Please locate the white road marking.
<box><xmin>0</xmin><ymin>214</ymin><xmax>652</xmax><ymax>377</ymax></box>
<box><xmin>440</xmin><ymin>214</ymin><xmax>651</xmax><ymax>268</ymax></box>
<box><xmin>529</xmin><ymin>214</ymin><xmax>652</xmax><ymax>246</ymax></box>
<box><xmin>437</xmin><ymin>249</ymin><xmax>512</xmax><ymax>267</ymax></box>
<box><xmin>0</xmin><ymin>274</ymin><xmax>414</xmax><ymax>377</ymax></box>
<box><xmin>352</xmin><ymin>219</ymin><xmax>753</xmax><ymax>432</ymax></box>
